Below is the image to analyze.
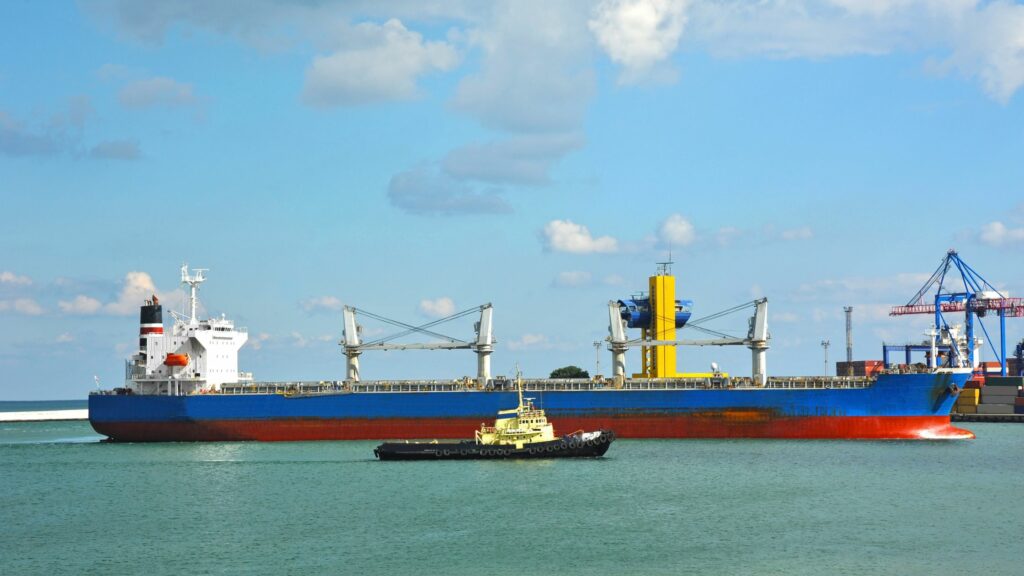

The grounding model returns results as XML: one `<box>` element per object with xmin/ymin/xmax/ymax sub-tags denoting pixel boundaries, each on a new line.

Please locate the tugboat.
<box><xmin>374</xmin><ymin>375</ymin><xmax>615</xmax><ymax>461</ymax></box>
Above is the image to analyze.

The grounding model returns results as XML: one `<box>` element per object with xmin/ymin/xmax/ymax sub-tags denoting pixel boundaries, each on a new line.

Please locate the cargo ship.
<box><xmin>88</xmin><ymin>265</ymin><xmax>975</xmax><ymax>441</ymax></box>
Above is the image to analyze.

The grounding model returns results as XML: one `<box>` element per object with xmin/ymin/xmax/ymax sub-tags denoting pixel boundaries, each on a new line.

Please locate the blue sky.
<box><xmin>1</xmin><ymin>1</ymin><xmax>1022</xmax><ymax>400</ymax></box>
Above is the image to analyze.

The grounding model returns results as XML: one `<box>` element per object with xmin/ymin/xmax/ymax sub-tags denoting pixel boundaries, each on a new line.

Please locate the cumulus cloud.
<box><xmin>686</xmin><ymin>0</ymin><xmax>1024</xmax><ymax>103</ymax></box>
<box><xmin>795</xmin><ymin>272</ymin><xmax>932</xmax><ymax>303</ymax></box>
<box><xmin>300</xmin><ymin>295</ymin><xmax>344</xmax><ymax>314</ymax></box>
<box><xmin>388</xmin><ymin>167</ymin><xmax>512</xmax><ymax>216</ymax></box>
<box><xmin>89</xmin><ymin>139</ymin><xmax>141</xmax><ymax>160</ymax></box>
<box><xmin>59</xmin><ymin>271</ymin><xmax>181</xmax><ymax>317</ymax></box>
<box><xmin>657</xmin><ymin>213</ymin><xmax>696</xmax><ymax>247</ymax></box>
<box><xmin>554</xmin><ymin>271</ymin><xmax>593</xmax><ymax>288</ymax></box>
<box><xmin>104</xmin><ymin>272</ymin><xmax>162</xmax><ymax>315</ymax></box>
<box><xmin>0</xmin><ymin>112</ymin><xmax>63</xmax><ymax>157</ymax></box>
<box><xmin>442</xmin><ymin>133</ymin><xmax>585</xmax><ymax>186</ymax></box>
<box><xmin>937</xmin><ymin>0</ymin><xmax>1024</xmax><ymax>104</ymax></box>
<box><xmin>0</xmin><ymin>298</ymin><xmax>44</xmax><ymax>315</ymax></box>
<box><xmin>542</xmin><ymin>220</ymin><xmax>619</xmax><ymax>254</ymax></box>
<box><xmin>589</xmin><ymin>0</ymin><xmax>689</xmax><ymax>83</ymax></box>
<box><xmin>0</xmin><ymin>271</ymin><xmax>32</xmax><ymax>286</ymax></box>
<box><xmin>1</xmin><ymin>99</ymin><xmax>140</xmax><ymax>160</ymax></box>
<box><xmin>780</xmin><ymin>226</ymin><xmax>814</xmax><ymax>241</ymax></box>
<box><xmin>303</xmin><ymin>19</ymin><xmax>458</xmax><ymax>107</ymax></box>
<box><xmin>715</xmin><ymin>226</ymin><xmax>742</xmax><ymax>247</ymax></box>
<box><xmin>979</xmin><ymin>221</ymin><xmax>1024</xmax><ymax>246</ymax></box>
<box><xmin>288</xmin><ymin>331</ymin><xmax>336</xmax><ymax>348</ymax></box>
<box><xmin>419</xmin><ymin>297</ymin><xmax>456</xmax><ymax>318</ymax></box>
<box><xmin>58</xmin><ymin>295</ymin><xmax>103</xmax><ymax>315</ymax></box>
<box><xmin>773</xmin><ymin>311</ymin><xmax>801</xmax><ymax>323</ymax></box>
<box><xmin>118</xmin><ymin>76</ymin><xmax>197</xmax><ymax>109</ymax></box>
<box><xmin>506</xmin><ymin>333</ymin><xmax>550</xmax><ymax>351</ymax></box>
<box><xmin>248</xmin><ymin>332</ymin><xmax>272</xmax><ymax>350</ymax></box>
<box><xmin>452</xmin><ymin>2</ymin><xmax>595</xmax><ymax>133</ymax></box>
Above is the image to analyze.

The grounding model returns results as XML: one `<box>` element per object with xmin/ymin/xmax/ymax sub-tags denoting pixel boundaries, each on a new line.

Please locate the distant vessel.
<box><xmin>374</xmin><ymin>374</ymin><xmax>615</xmax><ymax>460</ymax></box>
<box><xmin>89</xmin><ymin>265</ymin><xmax>974</xmax><ymax>442</ymax></box>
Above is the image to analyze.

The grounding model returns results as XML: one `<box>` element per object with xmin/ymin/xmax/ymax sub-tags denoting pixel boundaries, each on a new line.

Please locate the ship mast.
<box><xmin>515</xmin><ymin>364</ymin><xmax>526</xmax><ymax>410</ymax></box>
<box><xmin>180</xmin><ymin>264</ymin><xmax>207</xmax><ymax>324</ymax></box>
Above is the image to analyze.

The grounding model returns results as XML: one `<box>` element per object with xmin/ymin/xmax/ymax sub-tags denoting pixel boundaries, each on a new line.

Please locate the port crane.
<box><xmin>341</xmin><ymin>304</ymin><xmax>494</xmax><ymax>384</ymax></box>
<box><xmin>890</xmin><ymin>250</ymin><xmax>1023</xmax><ymax>375</ymax></box>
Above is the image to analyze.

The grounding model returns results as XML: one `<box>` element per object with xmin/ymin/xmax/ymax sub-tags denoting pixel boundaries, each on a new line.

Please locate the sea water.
<box><xmin>1</xmin><ymin>419</ymin><xmax>1021</xmax><ymax>576</ymax></box>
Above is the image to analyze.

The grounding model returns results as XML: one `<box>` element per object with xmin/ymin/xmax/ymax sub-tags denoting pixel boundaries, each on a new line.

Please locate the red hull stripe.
<box><xmin>91</xmin><ymin>415</ymin><xmax>975</xmax><ymax>442</ymax></box>
<box><xmin>140</xmin><ymin>326</ymin><xmax>164</xmax><ymax>334</ymax></box>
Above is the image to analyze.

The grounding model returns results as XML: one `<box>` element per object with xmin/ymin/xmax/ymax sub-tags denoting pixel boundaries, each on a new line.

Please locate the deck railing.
<box><xmin>212</xmin><ymin>375</ymin><xmax>875</xmax><ymax>396</ymax></box>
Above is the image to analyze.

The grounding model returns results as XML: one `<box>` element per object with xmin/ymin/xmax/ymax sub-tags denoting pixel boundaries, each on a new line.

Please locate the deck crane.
<box><xmin>608</xmin><ymin>298</ymin><xmax>770</xmax><ymax>385</ymax></box>
<box><xmin>890</xmin><ymin>250</ymin><xmax>1024</xmax><ymax>375</ymax></box>
<box><xmin>341</xmin><ymin>304</ymin><xmax>494</xmax><ymax>384</ymax></box>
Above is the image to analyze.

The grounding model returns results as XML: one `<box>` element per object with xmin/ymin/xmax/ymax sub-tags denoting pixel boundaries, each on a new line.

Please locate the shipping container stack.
<box><xmin>955</xmin><ymin>386</ymin><xmax>981</xmax><ymax>414</ymax></box>
<box><xmin>835</xmin><ymin>360</ymin><xmax>884</xmax><ymax>377</ymax></box>
<box><xmin>977</xmin><ymin>376</ymin><xmax>1023</xmax><ymax>415</ymax></box>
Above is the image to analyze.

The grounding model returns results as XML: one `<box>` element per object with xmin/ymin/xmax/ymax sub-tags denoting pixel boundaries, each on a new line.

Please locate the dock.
<box><xmin>0</xmin><ymin>409</ymin><xmax>89</xmax><ymax>422</ymax></box>
<box><xmin>952</xmin><ymin>413</ymin><xmax>1024</xmax><ymax>423</ymax></box>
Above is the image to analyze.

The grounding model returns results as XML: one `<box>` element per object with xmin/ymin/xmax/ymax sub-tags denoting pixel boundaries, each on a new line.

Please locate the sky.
<box><xmin>1</xmin><ymin>0</ymin><xmax>1023</xmax><ymax>400</ymax></box>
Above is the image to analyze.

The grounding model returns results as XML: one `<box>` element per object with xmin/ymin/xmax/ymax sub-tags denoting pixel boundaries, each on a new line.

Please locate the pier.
<box><xmin>0</xmin><ymin>409</ymin><xmax>88</xmax><ymax>422</ymax></box>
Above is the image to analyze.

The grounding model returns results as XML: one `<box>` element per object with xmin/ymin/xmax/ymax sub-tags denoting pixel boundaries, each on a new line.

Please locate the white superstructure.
<box><xmin>125</xmin><ymin>265</ymin><xmax>250</xmax><ymax>395</ymax></box>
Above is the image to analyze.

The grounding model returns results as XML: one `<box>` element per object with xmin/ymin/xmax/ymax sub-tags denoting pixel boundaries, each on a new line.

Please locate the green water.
<box><xmin>1</xmin><ymin>421</ymin><xmax>1021</xmax><ymax>576</ymax></box>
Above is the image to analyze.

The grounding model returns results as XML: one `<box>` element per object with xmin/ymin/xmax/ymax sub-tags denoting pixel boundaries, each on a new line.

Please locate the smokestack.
<box><xmin>844</xmin><ymin>306</ymin><xmax>853</xmax><ymax>376</ymax></box>
<box><xmin>139</xmin><ymin>294</ymin><xmax>163</xmax><ymax>351</ymax></box>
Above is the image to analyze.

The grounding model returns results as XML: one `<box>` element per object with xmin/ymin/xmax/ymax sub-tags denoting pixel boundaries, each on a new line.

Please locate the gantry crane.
<box><xmin>890</xmin><ymin>250</ymin><xmax>1023</xmax><ymax>375</ymax></box>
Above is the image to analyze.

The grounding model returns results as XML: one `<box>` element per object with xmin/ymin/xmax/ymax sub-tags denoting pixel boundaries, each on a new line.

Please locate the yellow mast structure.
<box><xmin>637</xmin><ymin>261</ymin><xmax>681</xmax><ymax>378</ymax></box>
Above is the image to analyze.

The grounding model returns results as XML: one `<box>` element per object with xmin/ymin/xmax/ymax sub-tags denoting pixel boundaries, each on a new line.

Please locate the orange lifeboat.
<box><xmin>164</xmin><ymin>353</ymin><xmax>190</xmax><ymax>367</ymax></box>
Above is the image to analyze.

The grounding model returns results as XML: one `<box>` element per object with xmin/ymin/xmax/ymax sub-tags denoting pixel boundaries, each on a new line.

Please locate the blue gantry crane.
<box><xmin>890</xmin><ymin>250</ymin><xmax>1023</xmax><ymax>375</ymax></box>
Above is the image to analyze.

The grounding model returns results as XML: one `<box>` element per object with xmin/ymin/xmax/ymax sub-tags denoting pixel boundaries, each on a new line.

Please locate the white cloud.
<box><xmin>290</xmin><ymin>331</ymin><xmax>309</xmax><ymax>348</ymax></box>
<box><xmin>603</xmin><ymin>274</ymin><xmax>625</xmax><ymax>286</ymax></box>
<box><xmin>0</xmin><ymin>271</ymin><xmax>31</xmax><ymax>285</ymax></box>
<box><xmin>303</xmin><ymin>19</ymin><xmax>458</xmax><ymax>107</ymax></box>
<box><xmin>715</xmin><ymin>226</ymin><xmax>742</xmax><ymax>247</ymax></box>
<box><xmin>686</xmin><ymin>0</ymin><xmax>1024</xmax><ymax>102</ymax></box>
<box><xmin>796</xmin><ymin>273</ymin><xmax>932</xmax><ymax>303</ymax></box>
<box><xmin>104</xmin><ymin>272</ymin><xmax>162</xmax><ymax>315</ymax></box>
<box><xmin>979</xmin><ymin>221</ymin><xmax>1024</xmax><ymax>246</ymax></box>
<box><xmin>453</xmin><ymin>2</ymin><xmax>595</xmax><ymax>133</ymax></box>
<box><xmin>287</xmin><ymin>332</ymin><xmax>332</xmax><ymax>348</ymax></box>
<box><xmin>419</xmin><ymin>296</ymin><xmax>456</xmax><ymax>318</ymax></box>
<box><xmin>90</xmin><ymin>139</ymin><xmax>141</xmax><ymax>160</ymax></box>
<box><xmin>301</xmin><ymin>296</ymin><xmax>344</xmax><ymax>313</ymax></box>
<box><xmin>58</xmin><ymin>295</ymin><xmax>103</xmax><ymax>315</ymax></box>
<box><xmin>388</xmin><ymin>166</ymin><xmax>512</xmax><ymax>216</ymax></box>
<box><xmin>542</xmin><ymin>220</ymin><xmax>619</xmax><ymax>254</ymax></box>
<box><xmin>657</xmin><ymin>213</ymin><xmax>696</xmax><ymax>247</ymax></box>
<box><xmin>780</xmin><ymin>226</ymin><xmax>814</xmax><ymax>241</ymax></box>
<box><xmin>0</xmin><ymin>111</ymin><xmax>63</xmax><ymax>157</ymax></box>
<box><xmin>853</xmin><ymin>303</ymin><xmax>898</xmax><ymax>321</ymax></box>
<box><xmin>442</xmin><ymin>133</ymin><xmax>585</xmax><ymax>186</ymax></box>
<box><xmin>249</xmin><ymin>332</ymin><xmax>271</xmax><ymax>350</ymax></box>
<box><xmin>118</xmin><ymin>76</ymin><xmax>197</xmax><ymax>109</ymax></box>
<box><xmin>56</xmin><ymin>332</ymin><xmax>74</xmax><ymax>343</ymax></box>
<box><xmin>554</xmin><ymin>271</ymin><xmax>593</xmax><ymax>287</ymax></box>
<box><xmin>507</xmin><ymin>333</ymin><xmax>550</xmax><ymax>351</ymax></box>
<box><xmin>0</xmin><ymin>298</ymin><xmax>44</xmax><ymax>315</ymax></box>
<box><xmin>589</xmin><ymin>0</ymin><xmax>689</xmax><ymax>83</ymax></box>
<box><xmin>59</xmin><ymin>272</ymin><xmax>182</xmax><ymax>317</ymax></box>
<box><xmin>938</xmin><ymin>0</ymin><xmax>1024</xmax><ymax>104</ymax></box>
<box><xmin>774</xmin><ymin>311</ymin><xmax>801</xmax><ymax>323</ymax></box>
